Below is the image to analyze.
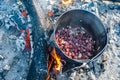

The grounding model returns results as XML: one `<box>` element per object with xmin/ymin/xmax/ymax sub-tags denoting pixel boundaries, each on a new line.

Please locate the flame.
<box><xmin>46</xmin><ymin>48</ymin><xmax>62</xmax><ymax>80</ymax></box>
<box><xmin>46</xmin><ymin>58</ymin><xmax>53</xmax><ymax>80</ymax></box>
<box><xmin>62</xmin><ymin>0</ymin><xmax>72</xmax><ymax>6</ymax></box>
<box><xmin>53</xmin><ymin>48</ymin><xmax>62</xmax><ymax>72</ymax></box>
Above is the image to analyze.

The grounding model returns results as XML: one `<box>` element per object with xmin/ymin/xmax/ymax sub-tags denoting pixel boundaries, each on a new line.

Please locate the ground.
<box><xmin>0</xmin><ymin>0</ymin><xmax>120</xmax><ymax>80</ymax></box>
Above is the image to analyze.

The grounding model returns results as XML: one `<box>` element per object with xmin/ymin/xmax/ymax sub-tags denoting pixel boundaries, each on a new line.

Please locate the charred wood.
<box><xmin>21</xmin><ymin>0</ymin><xmax>48</xmax><ymax>80</ymax></box>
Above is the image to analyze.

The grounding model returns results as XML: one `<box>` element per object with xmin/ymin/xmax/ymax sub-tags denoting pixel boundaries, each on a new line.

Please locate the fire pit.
<box><xmin>50</xmin><ymin>9</ymin><xmax>107</xmax><ymax>64</ymax></box>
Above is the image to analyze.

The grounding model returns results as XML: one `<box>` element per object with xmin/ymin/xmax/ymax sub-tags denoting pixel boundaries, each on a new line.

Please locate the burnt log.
<box><xmin>21</xmin><ymin>0</ymin><xmax>48</xmax><ymax>80</ymax></box>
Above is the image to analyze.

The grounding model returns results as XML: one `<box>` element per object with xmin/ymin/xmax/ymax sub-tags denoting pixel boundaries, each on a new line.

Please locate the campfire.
<box><xmin>46</xmin><ymin>48</ymin><xmax>63</xmax><ymax>80</ymax></box>
<box><xmin>25</xmin><ymin>0</ymin><xmax>108</xmax><ymax>80</ymax></box>
<box><xmin>52</xmin><ymin>48</ymin><xmax>62</xmax><ymax>73</ymax></box>
<box><xmin>45</xmin><ymin>8</ymin><xmax>107</xmax><ymax>79</ymax></box>
<box><xmin>1</xmin><ymin>0</ymin><xmax>120</xmax><ymax>80</ymax></box>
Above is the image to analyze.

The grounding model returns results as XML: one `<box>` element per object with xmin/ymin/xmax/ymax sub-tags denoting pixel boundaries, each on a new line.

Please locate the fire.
<box><xmin>46</xmin><ymin>58</ymin><xmax>53</xmax><ymax>80</ymax></box>
<box><xmin>46</xmin><ymin>48</ymin><xmax>62</xmax><ymax>80</ymax></box>
<box><xmin>53</xmin><ymin>48</ymin><xmax>62</xmax><ymax>72</ymax></box>
<box><xmin>62</xmin><ymin>0</ymin><xmax>72</xmax><ymax>6</ymax></box>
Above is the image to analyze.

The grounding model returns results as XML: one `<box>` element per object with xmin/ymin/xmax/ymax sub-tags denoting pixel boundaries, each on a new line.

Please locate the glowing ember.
<box><xmin>62</xmin><ymin>0</ymin><xmax>72</xmax><ymax>6</ymax></box>
<box><xmin>23</xmin><ymin>28</ymin><xmax>31</xmax><ymax>52</ymax></box>
<box><xmin>19</xmin><ymin>30</ymin><xmax>26</xmax><ymax>33</ymax></box>
<box><xmin>22</xmin><ymin>11</ymin><xmax>28</xmax><ymax>18</ymax></box>
<box><xmin>48</xmin><ymin>11</ymin><xmax>54</xmax><ymax>17</ymax></box>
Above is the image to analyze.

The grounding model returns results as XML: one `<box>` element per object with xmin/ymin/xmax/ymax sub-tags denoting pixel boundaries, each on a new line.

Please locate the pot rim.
<box><xmin>52</xmin><ymin>9</ymin><xmax>108</xmax><ymax>63</ymax></box>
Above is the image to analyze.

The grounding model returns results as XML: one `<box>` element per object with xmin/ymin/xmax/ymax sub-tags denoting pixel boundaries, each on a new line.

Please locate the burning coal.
<box><xmin>23</xmin><ymin>29</ymin><xmax>31</xmax><ymax>52</ymax></box>
<box><xmin>53</xmin><ymin>48</ymin><xmax>63</xmax><ymax>73</ymax></box>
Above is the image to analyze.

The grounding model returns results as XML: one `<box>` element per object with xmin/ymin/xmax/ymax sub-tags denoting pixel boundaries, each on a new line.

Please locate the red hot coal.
<box><xmin>55</xmin><ymin>26</ymin><xmax>95</xmax><ymax>60</ymax></box>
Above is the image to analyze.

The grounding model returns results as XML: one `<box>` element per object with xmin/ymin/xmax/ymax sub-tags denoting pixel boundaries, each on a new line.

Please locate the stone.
<box><xmin>89</xmin><ymin>72</ymin><xmax>96</xmax><ymax>80</ymax></box>
<box><xmin>0</xmin><ymin>20</ymin><xmax>4</xmax><ymax>27</ymax></box>
<box><xmin>102</xmin><ymin>54</ymin><xmax>108</xmax><ymax>62</ymax></box>
<box><xmin>81</xmin><ymin>0</ymin><xmax>91</xmax><ymax>2</ymax></box>
<box><xmin>3</xmin><ymin>65</ymin><xmax>10</xmax><ymax>71</ymax></box>
<box><xmin>80</xmin><ymin>68</ymin><xmax>84</xmax><ymax>73</ymax></box>
<box><xmin>17</xmin><ymin>1</ymin><xmax>23</xmax><ymax>5</ymax></box>
<box><xmin>8</xmin><ymin>35</ymin><xmax>17</xmax><ymax>40</ymax></box>
<box><xmin>0</xmin><ymin>55</ymin><xmax>4</xmax><ymax>60</ymax></box>
<box><xmin>69</xmin><ymin>71</ymin><xmax>77</xmax><ymax>80</ymax></box>
<box><xmin>0</xmin><ymin>31</ymin><xmax>4</xmax><ymax>43</ymax></box>
<box><xmin>79</xmin><ymin>73</ymin><xmax>87</xmax><ymax>80</ymax></box>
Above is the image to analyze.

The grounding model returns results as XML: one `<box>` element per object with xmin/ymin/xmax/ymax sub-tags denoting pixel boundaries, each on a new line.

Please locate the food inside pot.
<box><xmin>55</xmin><ymin>26</ymin><xmax>95</xmax><ymax>60</ymax></box>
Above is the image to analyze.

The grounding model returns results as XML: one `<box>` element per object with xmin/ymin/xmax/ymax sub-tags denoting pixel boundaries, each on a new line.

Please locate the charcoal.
<box><xmin>21</xmin><ymin>0</ymin><xmax>48</xmax><ymax>80</ymax></box>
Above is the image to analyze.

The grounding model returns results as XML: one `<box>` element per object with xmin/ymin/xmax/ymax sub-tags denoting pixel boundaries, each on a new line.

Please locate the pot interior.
<box><xmin>54</xmin><ymin>10</ymin><xmax>107</xmax><ymax>62</ymax></box>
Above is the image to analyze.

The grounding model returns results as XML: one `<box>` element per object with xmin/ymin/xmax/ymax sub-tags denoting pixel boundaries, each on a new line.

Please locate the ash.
<box><xmin>0</xmin><ymin>0</ymin><xmax>120</xmax><ymax>80</ymax></box>
<box><xmin>0</xmin><ymin>0</ymin><xmax>32</xmax><ymax>80</ymax></box>
<box><xmin>36</xmin><ymin>0</ymin><xmax>120</xmax><ymax>80</ymax></box>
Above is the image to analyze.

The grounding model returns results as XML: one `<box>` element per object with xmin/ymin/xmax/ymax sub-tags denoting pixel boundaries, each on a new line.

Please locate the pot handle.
<box><xmin>46</xmin><ymin>28</ymin><xmax>58</xmax><ymax>49</ymax></box>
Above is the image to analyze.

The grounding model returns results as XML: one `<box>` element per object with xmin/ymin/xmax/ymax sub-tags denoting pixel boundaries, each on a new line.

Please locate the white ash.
<box><xmin>3</xmin><ymin>65</ymin><xmax>10</xmax><ymax>71</ymax></box>
<box><xmin>0</xmin><ymin>0</ymin><xmax>32</xmax><ymax>80</ymax></box>
<box><xmin>37</xmin><ymin>0</ymin><xmax>120</xmax><ymax>80</ymax></box>
<box><xmin>8</xmin><ymin>35</ymin><xmax>17</xmax><ymax>40</ymax></box>
<box><xmin>0</xmin><ymin>30</ymin><xmax>4</xmax><ymax>43</ymax></box>
<box><xmin>0</xmin><ymin>0</ymin><xmax>120</xmax><ymax>80</ymax></box>
<box><xmin>0</xmin><ymin>55</ymin><xmax>4</xmax><ymax>60</ymax></box>
<box><xmin>16</xmin><ymin>33</ymin><xmax>26</xmax><ymax>51</ymax></box>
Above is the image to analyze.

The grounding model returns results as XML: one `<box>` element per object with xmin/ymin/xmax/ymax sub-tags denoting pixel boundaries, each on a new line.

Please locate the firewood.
<box><xmin>21</xmin><ymin>0</ymin><xmax>48</xmax><ymax>80</ymax></box>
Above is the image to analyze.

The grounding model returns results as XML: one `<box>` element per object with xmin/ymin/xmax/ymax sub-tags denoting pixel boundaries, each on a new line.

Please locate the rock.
<box><xmin>57</xmin><ymin>74</ymin><xmax>68</xmax><ymax>80</ymax></box>
<box><xmin>108</xmin><ymin>4</ymin><xmax>115</xmax><ymax>10</ymax></box>
<box><xmin>69</xmin><ymin>71</ymin><xmax>77</xmax><ymax>80</ymax></box>
<box><xmin>0</xmin><ymin>31</ymin><xmax>4</xmax><ymax>43</ymax></box>
<box><xmin>0</xmin><ymin>55</ymin><xmax>4</xmax><ymax>60</ymax></box>
<box><xmin>16</xmin><ymin>34</ymin><xmax>26</xmax><ymax>51</ymax></box>
<box><xmin>5</xmin><ymin>23</ymin><xmax>10</xmax><ymax>30</ymax></box>
<box><xmin>80</xmin><ymin>68</ymin><xmax>84</xmax><ymax>73</ymax></box>
<box><xmin>87</xmin><ymin>71</ymin><xmax>96</xmax><ymax>80</ymax></box>
<box><xmin>79</xmin><ymin>73</ymin><xmax>87</xmax><ymax>80</ymax></box>
<box><xmin>99</xmin><ymin>63</ymin><xmax>105</xmax><ymax>72</ymax></box>
<box><xmin>17</xmin><ymin>1</ymin><xmax>23</xmax><ymax>5</ymax></box>
<box><xmin>93</xmin><ymin>62</ymin><xmax>101</xmax><ymax>77</ymax></box>
<box><xmin>0</xmin><ymin>20</ymin><xmax>4</xmax><ymax>27</ymax></box>
<box><xmin>3</xmin><ymin>65</ymin><xmax>10</xmax><ymax>71</ymax></box>
<box><xmin>8</xmin><ymin>35</ymin><xmax>17</xmax><ymax>40</ymax></box>
<box><xmin>0</xmin><ymin>14</ymin><xmax>4</xmax><ymax>20</ymax></box>
<box><xmin>109</xmin><ymin>39</ymin><xmax>114</xmax><ymax>44</ymax></box>
<box><xmin>27</xmin><ymin>15</ymin><xmax>31</xmax><ymax>22</ymax></box>
<box><xmin>81</xmin><ymin>0</ymin><xmax>91</xmax><ymax>2</ymax></box>
<box><xmin>102</xmin><ymin>61</ymin><xmax>108</xmax><ymax>70</ymax></box>
<box><xmin>102</xmin><ymin>54</ymin><xmax>108</xmax><ymax>62</ymax></box>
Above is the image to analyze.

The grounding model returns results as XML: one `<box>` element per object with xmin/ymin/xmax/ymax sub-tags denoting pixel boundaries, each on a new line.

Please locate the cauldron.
<box><xmin>49</xmin><ymin>9</ymin><xmax>107</xmax><ymax>64</ymax></box>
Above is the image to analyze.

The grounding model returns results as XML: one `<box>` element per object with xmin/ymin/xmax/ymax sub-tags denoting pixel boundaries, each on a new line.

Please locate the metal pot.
<box><xmin>49</xmin><ymin>9</ymin><xmax>107</xmax><ymax>64</ymax></box>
